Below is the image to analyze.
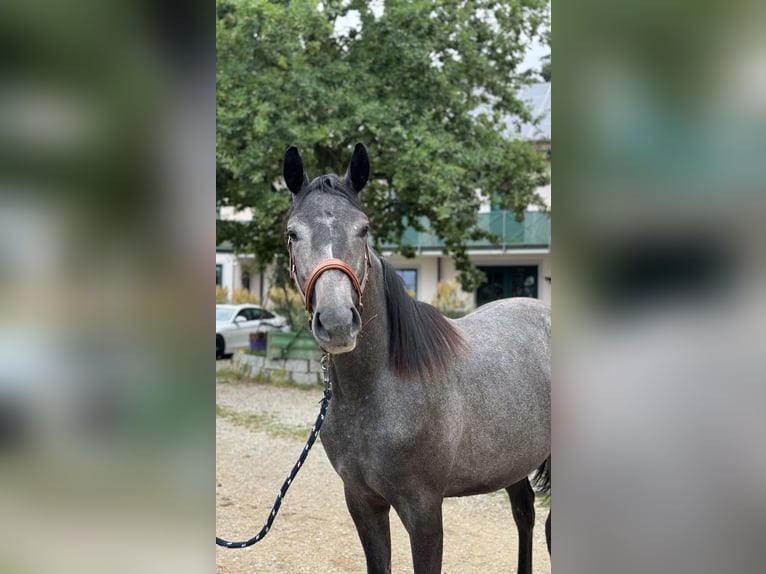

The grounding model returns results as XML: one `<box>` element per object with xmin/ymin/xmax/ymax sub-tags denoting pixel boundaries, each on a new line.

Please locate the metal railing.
<box><xmin>382</xmin><ymin>210</ymin><xmax>550</xmax><ymax>251</ymax></box>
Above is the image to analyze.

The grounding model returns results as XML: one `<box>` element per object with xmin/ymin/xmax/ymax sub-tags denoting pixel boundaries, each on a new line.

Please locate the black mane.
<box><xmin>380</xmin><ymin>258</ymin><xmax>466</xmax><ymax>379</ymax></box>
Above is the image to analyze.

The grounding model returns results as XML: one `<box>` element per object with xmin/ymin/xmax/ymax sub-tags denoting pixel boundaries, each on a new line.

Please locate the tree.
<box><xmin>217</xmin><ymin>0</ymin><xmax>550</xmax><ymax>290</ymax></box>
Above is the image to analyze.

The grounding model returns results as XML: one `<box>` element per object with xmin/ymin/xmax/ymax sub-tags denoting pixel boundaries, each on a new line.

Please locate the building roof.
<box><xmin>471</xmin><ymin>81</ymin><xmax>551</xmax><ymax>142</ymax></box>
<box><xmin>512</xmin><ymin>81</ymin><xmax>551</xmax><ymax>141</ymax></box>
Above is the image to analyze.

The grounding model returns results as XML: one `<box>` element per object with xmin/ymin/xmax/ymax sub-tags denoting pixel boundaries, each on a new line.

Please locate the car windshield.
<box><xmin>216</xmin><ymin>308</ymin><xmax>236</xmax><ymax>322</ymax></box>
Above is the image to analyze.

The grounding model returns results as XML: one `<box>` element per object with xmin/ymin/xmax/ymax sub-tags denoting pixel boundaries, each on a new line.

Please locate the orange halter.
<box><xmin>288</xmin><ymin>238</ymin><xmax>372</xmax><ymax>317</ymax></box>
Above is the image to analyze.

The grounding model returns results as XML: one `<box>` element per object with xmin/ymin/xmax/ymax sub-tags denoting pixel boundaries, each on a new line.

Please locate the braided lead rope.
<box><xmin>216</xmin><ymin>355</ymin><xmax>333</xmax><ymax>548</ymax></box>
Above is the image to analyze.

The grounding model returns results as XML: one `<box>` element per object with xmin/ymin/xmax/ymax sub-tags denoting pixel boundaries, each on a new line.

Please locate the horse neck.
<box><xmin>330</xmin><ymin>255</ymin><xmax>389</xmax><ymax>396</ymax></box>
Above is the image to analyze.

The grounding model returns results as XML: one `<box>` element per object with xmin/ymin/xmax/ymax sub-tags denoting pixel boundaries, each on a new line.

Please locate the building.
<box><xmin>215</xmin><ymin>205</ymin><xmax>266</xmax><ymax>302</ymax></box>
<box><xmin>382</xmin><ymin>204</ymin><xmax>551</xmax><ymax>308</ymax></box>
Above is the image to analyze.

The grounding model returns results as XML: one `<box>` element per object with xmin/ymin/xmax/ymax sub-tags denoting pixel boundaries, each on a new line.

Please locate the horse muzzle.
<box><xmin>311</xmin><ymin>300</ymin><xmax>362</xmax><ymax>353</ymax></box>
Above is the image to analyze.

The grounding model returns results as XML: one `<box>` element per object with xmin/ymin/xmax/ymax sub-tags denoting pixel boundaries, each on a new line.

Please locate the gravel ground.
<box><xmin>216</xmin><ymin>362</ymin><xmax>551</xmax><ymax>573</ymax></box>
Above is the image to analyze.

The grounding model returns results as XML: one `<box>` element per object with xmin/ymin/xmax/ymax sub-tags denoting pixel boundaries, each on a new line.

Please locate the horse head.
<box><xmin>284</xmin><ymin>143</ymin><xmax>371</xmax><ymax>354</ymax></box>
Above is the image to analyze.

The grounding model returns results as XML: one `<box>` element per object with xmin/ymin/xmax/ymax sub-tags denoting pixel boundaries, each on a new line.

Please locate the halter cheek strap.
<box><xmin>289</xmin><ymin>239</ymin><xmax>371</xmax><ymax>318</ymax></box>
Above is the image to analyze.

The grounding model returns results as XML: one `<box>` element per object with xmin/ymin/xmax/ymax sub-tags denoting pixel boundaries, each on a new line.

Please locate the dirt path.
<box><xmin>216</xmin><ymin>366</ymin><xmax>550</xmax><ymax>573</ymax></box>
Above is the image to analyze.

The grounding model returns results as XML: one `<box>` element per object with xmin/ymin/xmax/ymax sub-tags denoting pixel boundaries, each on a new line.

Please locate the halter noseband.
<box><xmin>288</xmin><ymin>238</ymin><xmax>372</xmax><ymax>319</ymax></box>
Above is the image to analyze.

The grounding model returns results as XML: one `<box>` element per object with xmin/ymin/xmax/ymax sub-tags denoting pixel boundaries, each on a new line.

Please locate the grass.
<box><xmin>215</xmin><ymin>404</ymin><xmax>311</xmax><ymax>441</ymax></box>
<box><xmin>244</xmin><ymin>349</ymin><xmax>267</xmax><ymax>357</ymax></box>
<box><xmin>215</xmin><ymin>365</ymin><xmax>252</xmax><ymax>381</ymax></box>
<box><xmin>216</xmin><ymin>362</ymin><xmax>322</xmax><ymax>391</ymax></box>
<box><xmin>215</xmin><ymin>360</ymin><xmax>321</xmax><ymax>441</ymax></box>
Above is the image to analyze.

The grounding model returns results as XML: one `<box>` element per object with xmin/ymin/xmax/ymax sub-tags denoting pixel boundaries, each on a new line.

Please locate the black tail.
<box><xmin>531</xmin><ymin>456</ymin><xmax>551</xmax><ymax>495</ymax></box>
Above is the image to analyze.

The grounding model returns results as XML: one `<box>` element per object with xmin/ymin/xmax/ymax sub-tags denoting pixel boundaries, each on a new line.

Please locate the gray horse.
<box><xmin>284</xmin><ymin>143</ymin><xmax>551</xmax><ymax>574</ymax></box>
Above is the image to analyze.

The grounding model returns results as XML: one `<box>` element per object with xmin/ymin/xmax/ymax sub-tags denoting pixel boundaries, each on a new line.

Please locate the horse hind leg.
<box><xmin>532</xmin><ymin>455</ymin><xmax>552</xmax><ymax>555</ymax></box>
<box><xmin>545</xmin><ymin>509</ymin><xmax>551</xmax><ymax>554</ymax></box>
<box><xmin>506</xmin><ymin>478</ymin><xmax>536</xmax><ymax>574</ymax></box>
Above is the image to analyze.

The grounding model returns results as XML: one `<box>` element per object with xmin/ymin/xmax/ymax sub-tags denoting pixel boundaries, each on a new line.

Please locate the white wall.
<box><xmin>216</xmin><ymin>252</ymin><xmax>241</xmax><ymax>300</ymax></box>
<box><xmin>216</xmin><ymin>253</ymin><xmax>275</xmax><ymax>304</ymax></box>
<box><xmin>218</xmin><ymin>206</ymin><xmax>254</xmax><ymax>222</ymax></box>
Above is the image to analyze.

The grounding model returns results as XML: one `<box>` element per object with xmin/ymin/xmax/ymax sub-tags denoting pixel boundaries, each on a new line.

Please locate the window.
<box><xmin>476</xmin><ymin>265</ymin><xmax>538</xmax><ymax>307</ymax></box>
<box><xmin>242</xmin><ymin>269</ymin><xmax>250</xmax><ymax>290</ymax></box>
<box><xmin>236</xmin><ymin>308</ymin><xmax>260</xmax><ymax>322</ymax></box>
<box><xmin>395</xmin><ymin>268</ymin><xmax>417</xmax><ymax>297</ymax></box>
<box><xmin>216</xmin><ymin>264</ymin><xmax>223</xmax><ymax>286</ymax></box>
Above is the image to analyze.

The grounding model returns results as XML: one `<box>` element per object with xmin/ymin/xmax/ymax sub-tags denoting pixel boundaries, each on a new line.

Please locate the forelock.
<box><xmin>289</xmin><ymin>173</ymin><xmax>364</xmax><ymax>214</ymax></box>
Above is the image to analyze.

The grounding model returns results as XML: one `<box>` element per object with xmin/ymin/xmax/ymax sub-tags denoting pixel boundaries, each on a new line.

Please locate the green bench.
<box><xmin>267</xmin><ymin>329</ymin><xmax>322</xmax><ymax>361</ymax></box>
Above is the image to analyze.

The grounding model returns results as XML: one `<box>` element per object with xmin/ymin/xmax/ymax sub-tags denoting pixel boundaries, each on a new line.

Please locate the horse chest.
<box><xmin>320</xmin><ymin>394</ymin><xmax>441</xmax><ymax>490</ymax></box>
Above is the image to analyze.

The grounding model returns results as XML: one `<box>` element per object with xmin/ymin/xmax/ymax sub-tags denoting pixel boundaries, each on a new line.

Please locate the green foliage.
<box><xmin>217</xmin><ymin>0</ymin><xmax>550</xmax><ymax>290</ymax></box>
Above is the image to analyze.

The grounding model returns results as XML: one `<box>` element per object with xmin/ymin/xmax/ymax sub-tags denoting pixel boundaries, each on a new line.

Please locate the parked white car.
<box><xmin>216</xmin><ymin>304</ymin><xmax>290</xmax><ymax>359</ymax></box>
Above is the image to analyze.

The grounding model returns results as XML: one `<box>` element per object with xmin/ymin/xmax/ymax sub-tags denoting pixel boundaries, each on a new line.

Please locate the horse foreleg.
<box><xmin>344</xmin><ymin>487</ymin><xmax>392</xmax><ymax>574</ymax></box>
<box><xmin>507</xmin><ymin>478</ymin><xmax>536</xmax><ymax>574</ymax></box>
<box><xmin>394</xmin><ymin>494</ymin><xmax>444</xmax><ymax>574</ymax></box>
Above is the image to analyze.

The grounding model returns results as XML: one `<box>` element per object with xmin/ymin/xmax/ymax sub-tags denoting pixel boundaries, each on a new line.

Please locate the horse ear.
<box><xmin>345</xmin><ymin>143</ymin><xmax>369</xmax><ymax>193</ymax></box>
<box><xmin>284</xmin><ymin>145</ymin><xmax>308</xmax><ymax>194</ymax></box>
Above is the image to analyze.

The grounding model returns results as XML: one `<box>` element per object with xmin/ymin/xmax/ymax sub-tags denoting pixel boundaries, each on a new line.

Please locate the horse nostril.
<box><xmin>313</xmin><ymin>312</ymin><xmax>330</xmax><ymax>340</ymax></box>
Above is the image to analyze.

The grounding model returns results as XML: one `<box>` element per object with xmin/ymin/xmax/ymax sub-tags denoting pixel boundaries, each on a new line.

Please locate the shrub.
<box><xmin>233</xmin><ymin>288</ymin><xmax>260</xmax><ymax>304</ymax></box>
<box><xmin>267</xmin><ymin>285</ymin><xmax>309</xmax><ymax>330</ymax></box>
<box><xmin>216</xmin><ymin>285</ymin><xmax>229</xmax><ymax>304</ymax></box>
<box><xmin>431</xmin><ymin>279</ymin><xmax>473</xmax><ymax>318</ymax></box>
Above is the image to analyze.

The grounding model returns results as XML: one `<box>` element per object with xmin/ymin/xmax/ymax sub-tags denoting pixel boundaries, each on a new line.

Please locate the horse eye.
<box><xmin>286</xmin><ymin>229</ymin><xmax>298</xmax><ymax>241</ymax></box>
<box><xmin>359</xmin><ymin>225</ymin><xmax>369</xmax><ymax>238</ymax></box>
